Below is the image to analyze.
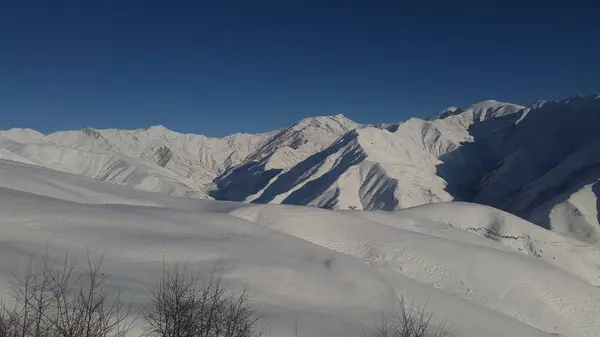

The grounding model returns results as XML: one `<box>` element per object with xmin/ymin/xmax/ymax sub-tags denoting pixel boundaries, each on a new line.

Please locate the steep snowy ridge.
<box><xmin>0</xmin><ymin>94</ymin><xmax>599</xmax><ymax>245</ymax></box>
<box><xmin>429</xmin><ymin>100</ymin><xmax>525</xmax><ymax>123</ymax></box>
<box><xmin>469</xmin><ymin>95</ymin><xmax>600</xmax><ymax>242</ymax></box>
<box><xmin>209</xmin><ymin>114</ymin><xmax>358</xmax><ymax>202</ymax></box>
<box><xmin>248</xmin><ymin>101</ymin><xmax>525</xmax><ymax>211</ymax></box>
<box><xmin>244</xmin><ymin>114</ymin><xmax>358</xmax><ymax>164</ymax></box>
<box><xmin>241</xmin><ymin>123</ymin><xmax>458</xmax><ymax>211</ymax></box>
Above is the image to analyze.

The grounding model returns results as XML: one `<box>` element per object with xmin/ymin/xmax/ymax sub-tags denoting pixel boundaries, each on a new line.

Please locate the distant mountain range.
<box><xmin>2</xmin><ymin>94</ymin><xmax>599</xmax><ymax>244</ymax></box>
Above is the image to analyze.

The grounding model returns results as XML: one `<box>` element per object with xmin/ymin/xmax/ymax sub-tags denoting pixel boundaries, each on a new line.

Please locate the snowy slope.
<box><xmin>376</xmin><ymin>202</ymin><xmax>600</xmax><ymax>286</ymax></box>
<box><xmin>1</xmin><ymin>159</ymin><xmax>599</xmax><ymax>336</ymax></box>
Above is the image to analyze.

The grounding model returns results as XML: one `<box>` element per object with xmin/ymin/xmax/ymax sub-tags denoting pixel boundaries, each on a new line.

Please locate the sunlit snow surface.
<box><xmin>0</xmin><ymin>160</ymin><xmax>599</xmax><ymax>337</ymax></box>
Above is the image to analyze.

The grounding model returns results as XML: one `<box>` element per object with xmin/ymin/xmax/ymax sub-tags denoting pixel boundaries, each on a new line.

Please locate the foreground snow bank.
<box><xmin>0</xmin><ymin>160</ymin><xmax>598</xmax><ymax>336</ymax></box>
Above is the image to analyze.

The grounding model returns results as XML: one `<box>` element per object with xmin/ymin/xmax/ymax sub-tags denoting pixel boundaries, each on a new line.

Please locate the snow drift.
<box><xmin>1</xmin><ymin>159</ymin><xmax>599</xmax><ymax>336</ymax></box>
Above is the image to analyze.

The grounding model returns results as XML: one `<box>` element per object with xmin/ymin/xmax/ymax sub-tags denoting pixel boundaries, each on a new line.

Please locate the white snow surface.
<box><xmin>1</xmin><ymin>159</ymin><xmax>600</xmax><ymax>337</ymax></box>
<box><xmin>1</xmin><ymin>94</ymin><xmax>599</xmax><ymax>244</ymax></box>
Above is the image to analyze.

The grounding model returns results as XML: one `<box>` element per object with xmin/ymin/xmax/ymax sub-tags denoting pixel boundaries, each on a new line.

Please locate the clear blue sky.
<box><xmin>1</xmin><ymin>0</ymin><xmax>599</xmax><ymax>136</ymax></box>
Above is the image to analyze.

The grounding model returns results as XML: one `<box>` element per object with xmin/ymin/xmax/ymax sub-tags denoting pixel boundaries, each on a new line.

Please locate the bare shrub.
<box><xmin>0</xmin><ymin>251</ymin><xmax>136</xmax><ymax>337</ymax></box>
<box><xmin>143</xmin><ymin>262</ymin><xmax>262</xmax><ymax>337</ymax></box>
<box><xmin>0</xmin><ymin>304</ymin><xmax>18</xmax><ymax>337</ymax></box>
<box><xmin>364</xmin><ymin>298</ymin><xmax>450</xmax><ymax>337</ymax></box>
<box><xmin>484</xmin><ymin>222</ymin><xmax>503</xmax><ymax>242</ymax></box>
<box><xmin>524</xmin><ymin>237</ymin><xmax>541</xmax><ymax>258</ymax></box>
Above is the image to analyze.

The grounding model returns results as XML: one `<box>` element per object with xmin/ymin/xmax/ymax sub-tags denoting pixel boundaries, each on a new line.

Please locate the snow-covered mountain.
<box><xmin>1</xmin><ymin>94</ymin><xmax>598</xmax><ymax>244</ymax></box>
<box><xmin>0</xmin><ymin>125</ymin><xmax>273</xmax><ymax>198</ymax></box>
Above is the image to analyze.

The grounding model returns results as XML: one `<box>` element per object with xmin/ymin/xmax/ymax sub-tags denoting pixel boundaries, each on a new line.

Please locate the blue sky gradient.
<box><xmin>1</xmin><ymin>0</ymin><xmax>599</xmax><ymax>136</ymax></box>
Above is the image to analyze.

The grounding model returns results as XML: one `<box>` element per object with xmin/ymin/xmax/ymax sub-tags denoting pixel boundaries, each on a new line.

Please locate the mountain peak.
<box><xmin>301</xmin><ymin>113</ymin><xmax>352</xmax><ymax>123</ymax></box>
<box><xmin>466</xmin><ymin>100</ymin><xmax>505</xmax><ymax>110</ymax></box>
<box><xmin>291</xmin><ymin>114</ymin><xmax>356</xmax><ymax>131</ymax></box>
<box><xmin>428</xmin><ymin>106</ymin><xmax>463</xmax><ymax>120</ymax></box>
<box><xmin>331</xmin><ymin>113</ymin><xmax>349</xmax><ymax>120</ymax></box>
<box><xmin>146</xmin><ymin>125</ymin><xmax>174</xmax><ymax>135</ymax></box>
<box><xmin>427</xmin><ymin>100</ymin><xmax>525</xmax><ymax>122</ymax></box>
<box><xmin>5</xmin><ymin>127</ymin><xmax>45</xmax><ymax>136</ymax></box>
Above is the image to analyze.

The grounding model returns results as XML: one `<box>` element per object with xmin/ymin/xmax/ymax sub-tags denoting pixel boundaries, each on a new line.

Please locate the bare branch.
<box><xmin>143</xmin><ymin>262</ymin><xmax>263</xmax><ymax>337</ymax></box>
<box><xmin>1</xmin><ymin>251</ymin><xmax>137</xmax><ymax>337</ymax></box>
<box><xmin>363</xmin><ymin>297</ymin><xmax>451</xmax><ymax>337</ymax></box>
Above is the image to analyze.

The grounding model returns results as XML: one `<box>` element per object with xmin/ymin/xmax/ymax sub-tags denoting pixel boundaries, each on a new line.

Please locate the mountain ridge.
<box><xmin>1</xmin><ymin>94</ymin><xmax>599</xmax><ymax>244</ymax></box>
